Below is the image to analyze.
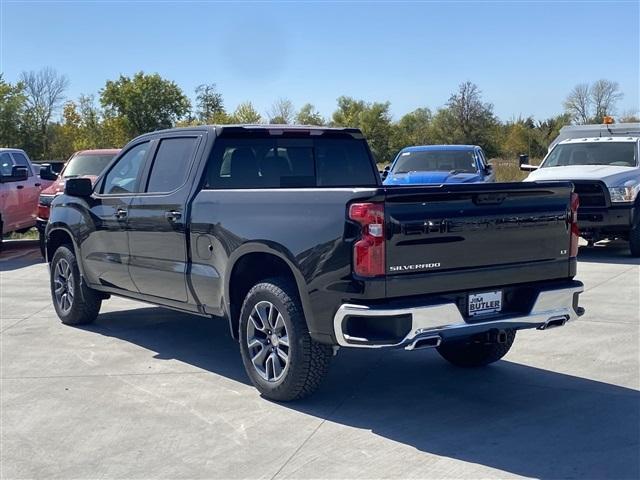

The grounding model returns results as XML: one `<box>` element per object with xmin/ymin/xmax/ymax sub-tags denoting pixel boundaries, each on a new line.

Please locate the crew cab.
<box><xmin>36</xmin><ymin>149</ymin><xmax>120</xmax><ymax>256</ymax></box>
<box><xmin>1</xmin><ymin>148</ymin><xmax>44</xmax><ymax>250</ymax></box>
<box><xmin>522</xmin><ymin>123</ymin><xmax>640</xmax><ymax>256</ymax></box>
<box><xmin>46</xmin><ymin>125</ymin><xmax>584</xmax><ymax>401</ymax></box>
<box><xmin>383</xmin><ymin>145</ymin><xmax>495</xmax><ymax>185</ymax></box>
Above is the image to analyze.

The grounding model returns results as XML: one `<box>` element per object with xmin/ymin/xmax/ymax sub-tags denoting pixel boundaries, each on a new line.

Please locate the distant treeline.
<box><xmin>1</xmin><ymin>69</ymin><xmax>637</xmax><ymax>163</ymax></box>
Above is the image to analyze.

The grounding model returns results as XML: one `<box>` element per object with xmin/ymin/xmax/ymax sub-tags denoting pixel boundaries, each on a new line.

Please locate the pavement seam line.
<box><xmin>269</xmin><ymin>352</ymin><xmax>386</xmax><ymax>480</ymax></box>
<box><xmin>0</xmin><ymin>303</ymin><xmax>51</xmax><ymax>335</ymax></box>
<box><xmin>583</xmin><ymin>265</ymin><xmax>638</xmax><ymax>293</ymax></box>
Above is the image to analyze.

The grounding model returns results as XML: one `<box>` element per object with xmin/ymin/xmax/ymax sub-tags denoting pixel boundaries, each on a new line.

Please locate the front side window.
<box><xmin>11</xmin><ymin>152</ymin><xmax>32</xmax><ymax>176</ymax></box>
<box><xmin>205</xmin><ymin>136</ymin><xmax>377</xmax><ymax>189</ymax></box>
<box><xmin>542</xmin><ymin>142</ymin><xmax>638</xmax><ymax>168</ymax></box>
<box><xmin>146</xmin><ymin>137</ymin><xmax>198</xmax><ymax>193</ymax></box>
<box><xmin>0</xmin><ymin>153</ymin><xmax>13</xmax><ymax>176</ymax></box>
<box><xmin>102</xmin><ymin>142</ymin><xmax>149</xmax><ymax>194</ymax></box>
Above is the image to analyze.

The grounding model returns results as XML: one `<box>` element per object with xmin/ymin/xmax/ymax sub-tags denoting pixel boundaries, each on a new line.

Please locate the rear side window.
<box><xmin>146</xmin><ymin>137</ymin><xmax>199</xmax><ymax>193</ymax></box>
<box><xmin>205</xmin><ymin>136</ymin><xmax>377</xmax><ymax>189</ymax></box>
<box><xmin>11</xmin><ymin>152</ymin><xmax>32</xmax><ymax>176</ymax></box>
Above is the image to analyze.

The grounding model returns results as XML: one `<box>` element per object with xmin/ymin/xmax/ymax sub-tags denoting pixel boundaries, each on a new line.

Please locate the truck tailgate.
<box><xmin>384</xmin><ymin>182</ymin><xmax>574</xmax><ymax>297</ymax></box>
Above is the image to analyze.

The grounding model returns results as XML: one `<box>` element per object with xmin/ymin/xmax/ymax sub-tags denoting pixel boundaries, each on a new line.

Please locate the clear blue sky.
<box><xmin>1</xmin><ymin>0</ymin><xmax>638</xmax><ymax>122</ymax></box>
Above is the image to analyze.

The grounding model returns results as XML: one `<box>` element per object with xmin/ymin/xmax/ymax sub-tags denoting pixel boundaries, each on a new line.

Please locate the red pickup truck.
<box><xmin>0</xmin><ymin>148</ymin><xmax>50</xmax><ymax>252</ymax></box>
<box><xmin>36</xmin><ymin>149</ymin><xmax>120</xmax><ymax>256</ymax></box>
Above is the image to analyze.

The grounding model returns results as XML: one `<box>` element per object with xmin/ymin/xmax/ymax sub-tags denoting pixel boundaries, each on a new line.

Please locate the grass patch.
<box><xmin>8</xmin><ymin>228</ymin><xmax>39</xmax><ymax>240</ymax></box>
<box><xmin>490</xmin><ymin>158</ymin><xmax>541</xmax><ymax>183</ymax></box>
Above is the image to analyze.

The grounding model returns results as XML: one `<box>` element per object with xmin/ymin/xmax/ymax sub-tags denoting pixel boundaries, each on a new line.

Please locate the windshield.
<box><xmin>63</xmin><ymin>153</ymin><xmax>116</xmax><ymax>178</ymax></box>
<box><xmin>392</xmin><ymin>150</ymin><xmax>477</xmax><ymax>174</ymax></box>
<box><xmin>542</xmin><ymin>142</ymin><xmax>638</xmax><ymax>168</ymax></box>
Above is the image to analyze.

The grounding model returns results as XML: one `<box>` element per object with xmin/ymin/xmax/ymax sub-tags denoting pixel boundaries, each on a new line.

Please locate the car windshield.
<box><xmin>63</xmin><ymin>153</ymin><xmax>116</xmax><ymax>178</ymax></box>
<box><xmin>542</xmin><ymin>142</ymin><xmax>638</xmax><ymax>168</ymax></box>
<box><xmin>392</xmin><ymin>150</ymin><xmax>477</xmax><ymax>174</ymax></box>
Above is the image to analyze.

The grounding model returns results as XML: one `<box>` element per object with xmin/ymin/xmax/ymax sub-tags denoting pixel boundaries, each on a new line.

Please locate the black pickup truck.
<box><xmin>46</xmin><ymin>125</ymin><xmax>584</xmax><ymax>400</ymax></box>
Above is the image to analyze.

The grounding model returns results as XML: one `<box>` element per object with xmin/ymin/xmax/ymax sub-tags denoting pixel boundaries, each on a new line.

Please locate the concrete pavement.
<box><xmin>1</xmin><ymin>243</ymin><xmax>638</xmax><ymax>479</ymax></box>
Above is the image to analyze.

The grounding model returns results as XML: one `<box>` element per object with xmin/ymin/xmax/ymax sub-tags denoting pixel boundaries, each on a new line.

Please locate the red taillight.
<box><xmin>569</xmin><ymin>192</ymin><xmax>580</xmax><ymax>257</ymax></box>
<box><xmin>349</xmin><ymin>202</ymin><xmax>385</xmax><ymax>277</ymax></box>
<box><xmin>38</xmin><ymin>204</ymin><xmax>50</xmax><ymax>220</ymax></box>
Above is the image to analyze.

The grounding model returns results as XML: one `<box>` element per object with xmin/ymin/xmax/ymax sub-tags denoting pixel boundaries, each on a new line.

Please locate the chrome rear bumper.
<box><xmin>333</xmin><ymin>283</ymin><xmax>584</xmax><ymax>349</ymax></box>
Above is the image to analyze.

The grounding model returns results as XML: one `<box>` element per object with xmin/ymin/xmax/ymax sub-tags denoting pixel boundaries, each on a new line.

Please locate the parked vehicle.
<box><xmin>33</xmin><ymin>160</ymin><xmax>66</xmax><ymax>177</ymax></box>
<box><xmin>46</xmin><ymin>125</ymin><xmax>584</xmax><ymax>401</ymax></box>
<box><xmin>382</xmin><ymin>145</ymin><xmax>495</xmax><ymax>185</ymax></box>
<box><xmin>522</xmin><ymin>122</ymin><xmax>640</xmax><ymax>256</ymax></box>
<box><xmin>1</xmin><ymin>148</ymin><xmax>45</xmax><ymax>251</ymax></box>
<box><xmin>36</xmin><ymin>149</ymin><xmax>120</xmax><ymax>256</ymax></box>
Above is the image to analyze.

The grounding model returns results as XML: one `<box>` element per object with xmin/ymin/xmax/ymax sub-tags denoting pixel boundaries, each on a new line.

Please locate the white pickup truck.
<box><xmin>521</xmin><ymin>123</ymin><xmax>640</xmax><ymax>256</ymax></box>
<box><xmin>0</xmin><ymin>148</ymin><xmax>51</xmax><ymax>251</ymax></box>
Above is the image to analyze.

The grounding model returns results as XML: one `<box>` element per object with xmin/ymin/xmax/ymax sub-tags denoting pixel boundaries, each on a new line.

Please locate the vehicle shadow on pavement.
<box><xmin>0</xmin><ymin>244</ymin><xmax>43</xmax><ymax>272</ymax></box>
<box><xmin>578</xmin><ymin>241</ymin><xmax>640</xmax><ymax>265</ymax></box>
<box><xmin>86</xmin><ymin>306</ymin><xmax>639</xmax><ymax>480</ymax></box>
<box><xmin>87</xmin><ymin>307</ymin><xmax>250</xmax><ymax>385</ymax></box>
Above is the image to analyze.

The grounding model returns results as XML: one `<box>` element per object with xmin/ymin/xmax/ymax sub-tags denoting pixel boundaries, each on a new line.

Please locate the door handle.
<box><xmin>114</xmin><ymin>208</ymin><xmax>128</xmax><ymax>220</ymax></box>
<box><xmin>16</xmin><ymin>185</ymin><xmax>24</xmax><ymax>189</ymax></box>
<box><xmin>165</xmin><ymin>210</ymin><xmax>182</xmax><ymax>221</ymax></box>
<box><xmin>35</xmin><ymin>183</ymin><xmax>41</xmax><ymax>187</ymax></box>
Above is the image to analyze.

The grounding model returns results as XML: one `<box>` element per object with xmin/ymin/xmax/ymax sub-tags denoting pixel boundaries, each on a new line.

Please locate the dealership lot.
<box><xmin>1</xmin><ymin>241</ymin><xmax>638</xmax><ymax>479</ymax></box>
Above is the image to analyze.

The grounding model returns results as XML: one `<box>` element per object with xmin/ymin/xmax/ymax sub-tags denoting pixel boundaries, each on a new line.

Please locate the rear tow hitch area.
<box><xmin>486</xmin><ymin>329</ymin><xmax>509</xmax><ymax>344</ymax></box>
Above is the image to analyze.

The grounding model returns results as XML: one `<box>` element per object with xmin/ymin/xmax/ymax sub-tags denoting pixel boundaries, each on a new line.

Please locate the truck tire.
<box><xmin>630</xmin><ymin>222</ymin><xmax>640</xmax><ymax>257</ymax></box>
<box><xmin>50</xmin><ymin>245</ymin><xmax>102</xmax><ymax>325</ymax></box>
<box><xmin>238</xmin><ymin>278</ymin><xmax>332</xmax><ymax>401</ymax></box>
<box><xmin>437</xmin><ymin>330</ymin><xmax>516</xmax><ymax>367</ymax></box>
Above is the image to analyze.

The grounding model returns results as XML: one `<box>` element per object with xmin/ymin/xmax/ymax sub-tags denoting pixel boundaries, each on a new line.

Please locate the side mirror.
<box><xmin>485</xmin><ymin>164</ymin><xmax>493</xmax><ymax>174</ymax></box>
<box><xmin>64</xmin><ymin>177</ymin><xmax>93</xmax><ymax>197</ymax></box>
<box><xmin>40</xmin><ymin>164</ymin><xmax>59</xmax><ymax>181</ymax></box>
<box><xmin>1</xmin><ymin>166</ymin><xmax>28</xmax><ymax>183</ymax></box>
<box><xmin>518</xmin><ymin>154</ymin><xmax>538</xmax><ymax>172</ymax></box>
<box><xmin>381</xmin><ymin>165</ymin><xmax>391</xmax><ymax>179</ymax></box>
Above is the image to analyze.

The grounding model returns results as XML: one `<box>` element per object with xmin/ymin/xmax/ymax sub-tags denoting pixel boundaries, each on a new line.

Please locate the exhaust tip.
<box><xmin>405</xmin><ymin>335</ymin><xmax>442</xmax><ymax>351</ymax></box>
<box><xmin>539</xmin><ymin>316</ymin><xmax>568</xmax><ymax>330</ymax></box>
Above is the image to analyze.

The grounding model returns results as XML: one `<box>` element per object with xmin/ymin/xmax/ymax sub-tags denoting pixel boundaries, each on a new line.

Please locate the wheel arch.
<box><xmin>46</xmin><ymin>226</ymin><xmax>81</xmax><ymax>272</ymax></box>
<box><xmin>224</xmin><ymin>242</ymin><xmax>313</xmax><ymax>341</ymax></box>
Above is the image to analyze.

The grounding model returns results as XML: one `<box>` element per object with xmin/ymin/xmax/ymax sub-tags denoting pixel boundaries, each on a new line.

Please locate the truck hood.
<box><xmin>524</xmin><ymin>165</ymin><xmax>639</xmax><ymax>187</ymax></box>
<box><xmin>384</xmin><ymin>171</ymin><xmax>482</xmax><ymax>185</ymax></box>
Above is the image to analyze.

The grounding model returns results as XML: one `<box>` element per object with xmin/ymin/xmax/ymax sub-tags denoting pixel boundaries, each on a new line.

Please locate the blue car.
<box><xmin>383</xmin><ymin>145</ymin><xmax>495</xmax><ymax>185</ymax></box>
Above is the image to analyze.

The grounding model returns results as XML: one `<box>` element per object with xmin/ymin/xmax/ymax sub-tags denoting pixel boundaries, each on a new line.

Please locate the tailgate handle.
<box><xmin>474</xmin><ymin>193</ymin><xmax>507</xmax><ymax>205</ymax></box>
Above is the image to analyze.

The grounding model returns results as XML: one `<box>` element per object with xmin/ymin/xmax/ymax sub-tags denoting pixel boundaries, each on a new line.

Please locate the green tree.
<box><xmin>195</xmin><ymin>83</ymin><xmax>225</xmax><ymax>123</ymax></box>
<box><xmin>390</xmin><ymin>107</ymin><xmax>432</xmax><ymax>156</ymax></box>
<box><xmin>430</xmin><ymin>82</ymin><xmax>499</xmax><ymax>156</ymax></box>
<box><xmin>231</xmin><ymin>101</ymin><xmax>262</xmax><ymax>123</ymax></box>
<box><xmin>295</xmin><ymin>103</ymin><xmax>325</xmax><ymax>125</ymax></box>
<box><xmin>0</xmin><ymin>75</ymin><xmax>26</xmax><ymax>147</ymax></box>
<box><xmin>332</xmin><ymin>96</ymin><xmax>394</xmax><ymax>163</ymax></box>
<box><xmin>100</xmin><ymin>72</ymin><xmax>191</xmax><ymax>137</ymax></box>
